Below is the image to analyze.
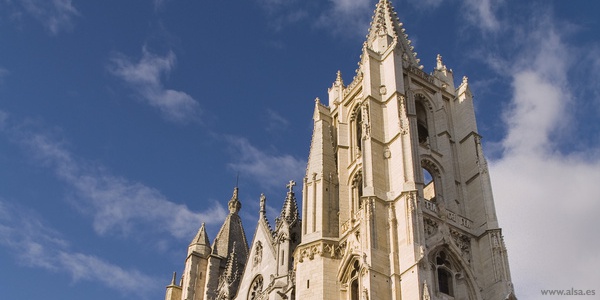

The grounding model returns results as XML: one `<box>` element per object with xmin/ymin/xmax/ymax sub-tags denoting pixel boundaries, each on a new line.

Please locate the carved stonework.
<box><xmin>295</xmin><ymin>241</ymin><xmax>346</xmax><ymax>263</ymax></box>
<box><xmin>424</xmin><ymin>217</ymin><xmax>438</xmax><ymax>238</ymax></box>
<box><xmin>361</xmin><ymin>103</ymin><xmax>371</xmax><ymax>139</ymax></box>
<box><xmin>398</xmin><ymin>95</ymin><xmax>409</xmax><ymax>135</ymax></box>
<box><xmin>450</xmin><ymin>228</ymin><xmax>472</xmax><ymax>263</ymax></box>
<box><xmin>490</xmin><ymin>230</ymin><xmax>508</xmax><ymax>282</ymax></box>
<box><xmin>253</xmin><ymin>241</ymin><xmax>263</xmax><ymax>267</ymax></box>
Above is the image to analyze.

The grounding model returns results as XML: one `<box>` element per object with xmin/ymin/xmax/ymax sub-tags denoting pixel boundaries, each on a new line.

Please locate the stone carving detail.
<box><xmin>361</xmin><ymin>103</ymin><xmax>371</xmax><ymax>139</ymax></box>
<box><xmin>450</xmin><ymin>228</ymin><xmax>472</xmax><ymax>263</ymax></box>
<box><xmin>253</xmin><ymin>241</ymin><xmax>263</xmax><ymax>267</ymax></box>
<box><xmin>490</xmin><ymin>230</ymin><xmax>508</xmax><ymax>282</ymax></box>
<box><xmin>398</xmin><ymin>95</ymin><xmax>409</xmax><ymax>135</ymax></box>
<box><xmin>296</xmin><ymin>241</ymin><xmax>346</xmax><ymax>263</ymax></box>
<box><xmin>424</xmin><ymin>217</ymin><xmax>438</xmax><ymax>238</ymax></box>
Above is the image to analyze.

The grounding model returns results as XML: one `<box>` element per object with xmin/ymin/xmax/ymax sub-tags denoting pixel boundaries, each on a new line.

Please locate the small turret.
<box><xmin>188</xmin><ymin>223</ymin><xmax>211</xmax><ymax>257</ymax></box>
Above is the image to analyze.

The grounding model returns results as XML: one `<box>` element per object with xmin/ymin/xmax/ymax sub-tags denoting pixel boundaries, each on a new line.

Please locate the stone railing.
<box><xmin>447</xmin><ymin>210</ymin><xmax>473</xmax><ymax>229</ymax></box>
<box><xmin>423</xmin><ymin>200</ymin><xmax>438</xmax><ymax>213</ymax></box>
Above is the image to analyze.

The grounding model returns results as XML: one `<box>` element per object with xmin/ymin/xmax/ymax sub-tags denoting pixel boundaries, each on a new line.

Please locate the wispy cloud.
<box><xmin>0</xmin><ymin>199</ymin><xmax>160</xmax><ymax>297</ymax></box>
<box><xmin>255</xmin><ymin>0</ymin><xmax>375</xmax><ymax>37</ymax></box>
<box><xmin>1</xmin><ymin>115</ymin><xmax>226</xmax><ymax>241</ymax></box>
<box><xmin>480</xmin><ymin>7</ymin><xmax>600</xmax><ymax>299</ymax></box>
<box><xmin>109</xmin><ymin>48</ymin><xmax>201</xmax><ymax>123</ymax></box>
<box><xmin>315</xmin><ymin>0</ymin><xmax>374</xmax><ymax>37</ymax></box>
<box><xmin>225</xmin><ymin>136</ymin><xmax>306</xmax><ymax>191</ymax></box>
<box><xmin>17</xmin><ymin>0</ymin><xmax>80</xmax><ymax>34</ymax></box>
<box><xmin>462</xmin><ymin>0</ymin><xmax>502</xmax><ymax>32</ymax></box>
<box><xmin>265</xmin><ymin>108</ymin><xmax>290</xmax><ymax>133</ymax></box>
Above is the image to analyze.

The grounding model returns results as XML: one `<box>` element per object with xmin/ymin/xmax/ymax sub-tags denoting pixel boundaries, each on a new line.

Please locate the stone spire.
<box><xmin>188</xmin><ymin>223</ymin><xmax>211</xmax><ymax>257</ymax></box>
<box><xmin>278</xmin><ymin>180</ymin><xmax>300</xmax><ymax>225</ymax></box>
<box><xmin>365</xmin><ymin>0</ymin><xmax>420</xmax><ymax>66</ymax></box>
<box><xmin>190</xmin><ymin>223</ymin><xmax>210</xmax><ymax>246</ymax></box>
<box><xmin>212</xmin><ymin>187</ymin><xmax>249</xmax><ymax>267</ymax></box>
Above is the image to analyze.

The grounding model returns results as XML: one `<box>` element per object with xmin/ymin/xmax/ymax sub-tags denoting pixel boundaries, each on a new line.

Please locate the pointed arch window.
<box><xmin>350</xmin><ymin>260</ymin><xmax>360</xmax><ymax>300</ymax></box>
<box><xmin>435</xmin><ymin>251</ymin><xmax>454</xmax><ymax>297</ymax></box>
<box><xmin>415</xmin><ymin>96</ymin><xmax>429</xmax><ymax>145</ymax></box>
<box><xmin>422</xmin><ymin>167</ymin><xmax>436</xmax><ymax>202</ymax></box>
<box><xmin>351</xmin><ymin>106</ymin><xmax>363</xmax><ymax>158</ymax></box>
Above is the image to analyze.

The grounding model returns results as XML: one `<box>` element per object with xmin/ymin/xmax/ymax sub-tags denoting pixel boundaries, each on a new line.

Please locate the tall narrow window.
<box><xmin>350</xmin><ymin>260</ymin><xmax>360</xmax><ymax>300</ymax></box>
<box><xmin>416</xmin><ymin>100</ymin><xmax>429</xmax><ymax>145</ymax></box>
<box><xmin>356</xmin><ymin>108</ymin><xmax>363</xmax><ymax>151</ymax></box>
<box><xmin>435</xmin><ymin>251</ymin><xmax>454</xmax><ymax>296</ymax></box>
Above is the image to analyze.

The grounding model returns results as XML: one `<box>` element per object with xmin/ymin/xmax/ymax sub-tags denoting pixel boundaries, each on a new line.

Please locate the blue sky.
<box><xmin>0</xmin><ymin>0</ymin><xmax>599</xmax><ymax>299</ymax></box>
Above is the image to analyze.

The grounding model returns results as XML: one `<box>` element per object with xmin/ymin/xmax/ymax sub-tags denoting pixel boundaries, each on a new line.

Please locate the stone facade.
<box><xmin>164</xmin><ymin>0</ymin><xmax>516</xmax><ymax>299</ymax></box>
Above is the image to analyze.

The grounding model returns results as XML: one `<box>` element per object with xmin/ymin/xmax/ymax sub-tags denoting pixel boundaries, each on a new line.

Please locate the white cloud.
<box><xmin>485</xmin><ymin>9</ymin><xmax>600</xmax><ymax>299</ymax></box>
<box><xmin>0</xmin><ymin>199</ymin><xmax>160</xmax><ymax>297</ymax></box>
<box><xmin>19</xmin><ymin>0</ymin><xmax>80</xmax><ymax>34</ymax></box>
<box><xmin>315</xmin><ymin>0</ymin><xmax>373</xmax><ymax>37</ymax></box>
<box><xmin>1</xmin><ymin>121</ymin><xmax>226</xmax><ymax>240</ymax></box>
<box><xmin>462</xmin><ymin>0</ymin><xmax>502</xmax><ymax>32</ymax></box>
<box><xmin>225</xmin><ymin>136</ymin><xmax>306</xmax><ymax>191</ymax></box>
<box><xmin>109</xmin><ymin>48</ymin><xmax>201</xmax><ymax>123</ymax></box>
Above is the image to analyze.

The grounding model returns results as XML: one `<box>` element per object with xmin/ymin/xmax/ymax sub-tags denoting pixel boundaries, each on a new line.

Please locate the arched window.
<box><xmin>356</xmin><ymin>107</ymin><xmax>363</xmax><ymax>151</ymax></box>
<box><xmin>422</xmin><ymin>167</ymin><xmax>436</xmax><ymax>202</ymax></box>
<box><xmin>415</xmin><ymin>98</ymin><xmax>429</xmax><ymax>145</ymax></box>
<box><xmin>350</xmin><ymin>260</ymin><xmax>360</xmax><ymax>300</ymax></box>
<box><xmin>351</xmin><ymin>106</ymin><xmax>363</xmax><ymax>159</ymax></box>
<box><xmin>435</xmin><ymin>251</ymin><xmax>454</xmax><ymax>296</ymax></box>
<box><xmin>249</xmin><ymin>275</ymin><xmax>264</xmax><ymax>300</ymax></box>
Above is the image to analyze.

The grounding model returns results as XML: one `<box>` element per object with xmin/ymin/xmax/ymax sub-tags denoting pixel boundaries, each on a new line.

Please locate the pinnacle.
<box><xmin>278</xmin><ymin>180</ymin><xmax>299</xmax><ymax>225</ymax></box>
<box><xmin>190</xmin><ymin>222</ymin><xmax>210</xmax><ymax>246</ymax></box>
<box><xmin>364</xmin><ymin>0</ymin><xmax>420</xmax><ymax>66</ymax></box>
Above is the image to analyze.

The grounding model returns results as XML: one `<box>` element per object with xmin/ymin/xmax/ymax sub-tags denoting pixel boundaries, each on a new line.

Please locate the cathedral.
<box><xmin>164</xmin><ymin>0</ymin><xmax>516</xmax><ymax>299</ymax></box>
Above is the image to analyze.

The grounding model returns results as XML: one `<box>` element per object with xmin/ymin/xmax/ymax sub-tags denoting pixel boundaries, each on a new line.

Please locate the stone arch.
<box><xmin>248</xmin><ymin>274</ymin><xmax>264</xmax><ymax>300</ymax></box>
<box><xmin>427</xmin><ymin>244</ymin><xmax>481</xmax><ymax>300</ymax></box>
<box><xmin>337</xmin><ymin>255</ymin><xmax>364</xmax><ymax>300</ymax></box>
<box><xmin>349</xmin><ymin>101</ymin><xmax>364</xmax><ymax>157</ymax></box>
<box><xmin>413</xmin><ymin>92</ymin><xmax>436</xmax><ymax>147</ymax></box>
<box><xmin>421</xmin><ymin>156</ymin><xmax>444</xmax><ymax>202</ymax></box>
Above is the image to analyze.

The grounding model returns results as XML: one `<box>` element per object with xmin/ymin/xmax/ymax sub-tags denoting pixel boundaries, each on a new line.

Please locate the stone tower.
<box><xmin>164</xmin><ymin>0</ymin><xmax>515</xmax><ymax>299</ymax></box>
<box><xmin>294</xmin><ymin>0</ymin><xmax>515</xmax><ymax>299</ymax></box>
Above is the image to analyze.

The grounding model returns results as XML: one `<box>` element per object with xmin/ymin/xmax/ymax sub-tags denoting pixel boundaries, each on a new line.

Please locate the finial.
<box><xmin>259</xmin><ymin>193</ymin><xmax>266</xmax><ymax>215</ymax></box>
<box><xmin>315</xmin><ymin>97</ymin><xmax>321</xmax><ymax>104</ymax></box>
<box><xmin>228</xmin><ymin>186</ymin><xmax>241</xmax><ymax>214</ymax></box>
<box><xmin>170</xmin><ymin>272</ymin><xmax>177</xmax><ymax>285</ymax></box>
<box><xmin>462</xmin><ymin>76</ymin><xmax>469</xmax><ymax>85</ymax></box>
<box><xmin>436</xmin><ymin>54</ymin><xmax>443</xmax><ymax>69</ymax></box>
<box><xmin>286</xmin><ymin>180</ymin><xmax>296</xmax><ymax>194</ymax></box>
<box><xmin>335</xmin><ymin>70</ymin><xmax>344</xmax><ymax>86</ymax></box>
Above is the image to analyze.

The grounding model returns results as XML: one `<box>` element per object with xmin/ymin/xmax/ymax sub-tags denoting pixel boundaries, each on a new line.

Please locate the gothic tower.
<box><xmin>294</xmin><ymin>0</ymin><xmax>515</xmax><ymax>299</ymax></box>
